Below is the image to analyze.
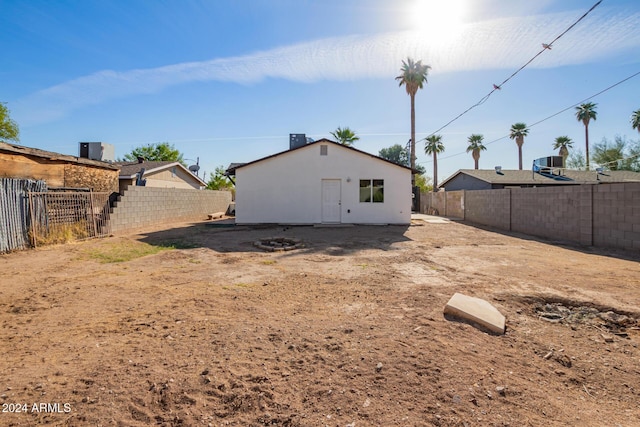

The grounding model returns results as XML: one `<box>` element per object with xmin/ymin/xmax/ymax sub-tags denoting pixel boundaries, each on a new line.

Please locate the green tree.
<box><xmin>0</xmin><ymin>103</ymin><xmax>20</xmax><ymax>142</ymax></box>
<box><xmin>424</xmin><ymin>134</ymin><xmax>445</xmax><ymax>190</ymax></box>
<box><xmin>122</xmin><ymin>142</ymin><xmax>185</xmax><ymax>166</ymax></box>
<box><xmin>206</xmin><ymin>165</ymin><xmax>235</xmax><ymax>190</ymax></box>
<box><xmin>330</xmin><ymin>127</ymin><xmax>359</xmax><ymax>146</ymax></box>
<box><xmin>414</xmin><ymin>173</ymin><xmax>432</xmax><ymax>192</ymax></box>
<box><xmin>592</xmin><ymin>136</ymin><xmax>640</xmax><ymax>172</ymax></box>
<box><xmin>575</xmin><ymin>102</ymin><xmax>597</xmax><ymax>170</ymax></box>
<box><xmin>396</xmin><ymin>57</ymin><xmax>431</xmax><ymax>187</ymax></box>
<box><xmin>466</xmin><ymin>134</ymin><xmax>486</xmax><ymax>170</ymax></box>
<box><xmin>566</xmin><ymin>148</ymin><xmax>586</xmax><ymax>170</ymax></box>
<box><xmin>552</xmin><ymin>136</ymin><xmax>573</xmax><ymax>167</ymax></box>
<box><xmin>632</xmin><ymin>109</ymin><xmax>640</xmax><ymax>133</ymax></box>
<box><xmin>509</xmin><ymin>122</ymin><xmax>529</xmax><ymax>170</ymax></box>
<box><xmin>378</xmin><ymin>144</ymin><xmax>426</xmax><ymax>174</ymax></box>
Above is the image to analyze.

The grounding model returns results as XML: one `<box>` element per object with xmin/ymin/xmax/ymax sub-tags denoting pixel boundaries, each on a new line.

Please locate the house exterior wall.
<box><xmin>144</xmin><ymin>168</ymin><xmax>202</xmax><ymax>189</ymax></box>
<box><xmin>0</xmin><ymin>152</ymin><xmax>66</xmax><ymax>187</ymax></box>
<box><xmin>0</xmin><ymin>151</ymin><xmax>118</xmax><ymax>192</ymax></box>
<box><xmin>110</xmin><ymin>186</ymin><xmax>232</xmax><ymax>234</ymax></box>
<box><xmin>236</xmin><ymin>144</ymin><xmax>411</xmax><ymax>224</ymax></box>
<box><xmin>441</xmin><ymin>174</ymin><xmax>491</xmax><ymax>191</ymax></box>
<box><xmin>64</xmin><ymin>163</ymin><xmax>119</xmax><ymax>193</ymax></box>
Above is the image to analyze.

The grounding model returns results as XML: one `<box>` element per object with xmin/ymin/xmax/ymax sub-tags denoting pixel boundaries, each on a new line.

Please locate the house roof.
<box><xmin>439</xmin><ymin>169</ymin><xmax>640</xmax><ymax>188</ymax></box>
<box><xmin>231</xmin><ymin>139</ymin><xmax>413</xmax><ymax>174</ymax></box>
<box><xmin>116</xmin><ymin>160</ymin><xmax>206</xmax><ymax>185</ymax></box>
<box><xmin>0</xmin><ymin>141</ymin><xmax>120</xmax><ymax>170</ymax></box>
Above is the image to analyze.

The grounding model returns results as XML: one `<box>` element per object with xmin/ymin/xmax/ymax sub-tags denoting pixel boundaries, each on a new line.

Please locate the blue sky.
<box><xmin>3</xmin><ymin>0</ymin><xmax>640</xmax><ymax>183</ymax></box>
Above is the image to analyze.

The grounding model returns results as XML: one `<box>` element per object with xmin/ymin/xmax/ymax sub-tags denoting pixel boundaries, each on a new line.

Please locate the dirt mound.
<box><xmin>1</xmin><ymin>221</ymin><xmax>639</xmax><ymax>426</ymax></box>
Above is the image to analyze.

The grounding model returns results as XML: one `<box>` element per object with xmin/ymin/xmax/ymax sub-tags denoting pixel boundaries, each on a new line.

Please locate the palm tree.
<box><xmin>631</xmin><ymin>109</ymin><xmax>640</xmax><ymax>133</ymax></box>
<box><xmin>466</xmin><ymin>134</ymin><xmax>486</xmax><ymax>169</ymax></box>
<box><xmin>552</xmin><ymin>136</ymin><xmax>573</xmax><ymax>167</ymax></box>
<box><xmin>575</xmin><ymin>102</ymin><xmax>597</xmax><ymax>170</ymax></box>
<box><xmin>330</xmin><ymin>126</ymin><xmax>359</xmax><ymax>146</ymax></box>
<box><xmin>424</xmin><ymin>135</ymin><xmax>445</xmax><ymax>190</ymax></box>
<box><xmin>396</xmin><ymin>57</ymin><xmax>431</xmax><ymax>186</ymax></box>
<box><xmin>509</xmin><ymin>122</ymin><xmax>529</xmax><ymax>170</ymax></box>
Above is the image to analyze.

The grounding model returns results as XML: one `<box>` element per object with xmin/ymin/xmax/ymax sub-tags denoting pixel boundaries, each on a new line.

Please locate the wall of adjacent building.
<box><xmin>110</xmin><ymin>186</ymin><xmax>232</xmax><ymax>234</ymax></box>
<box><xmin>421</xmin><ymin>183</ymin><xmax>640</xmax><ymax>251</ymax></box>
<box><xmin>0</xmin><ymin>151</ymin><xmax>118</xmax><ymax>192</ymax></box>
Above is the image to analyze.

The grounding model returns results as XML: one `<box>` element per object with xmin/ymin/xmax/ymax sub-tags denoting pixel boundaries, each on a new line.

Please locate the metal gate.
<box><xmin>27</xmin><ymin>191</ymin><xmax>112</xmax><ymax>247</ymax></box>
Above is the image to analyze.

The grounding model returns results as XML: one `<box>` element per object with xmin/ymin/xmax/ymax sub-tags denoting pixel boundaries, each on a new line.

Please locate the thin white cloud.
<box><xmin>14</xmin><ymin>8</ymin><xmax>640</xmax><ymax>125</ymax></box>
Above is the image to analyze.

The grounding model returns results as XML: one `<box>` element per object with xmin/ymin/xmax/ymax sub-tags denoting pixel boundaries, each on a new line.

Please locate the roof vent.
<box><xmin>495</xmin><ymin>166</ymin><xmax>503</xmax><ymax>174</ymax></box>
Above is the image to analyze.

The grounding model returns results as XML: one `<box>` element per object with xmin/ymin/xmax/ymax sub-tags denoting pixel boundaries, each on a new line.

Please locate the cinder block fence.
<box><xmin>421</xmin><ymin>183</ymin><xmax>640</xmax><ymax>251</ymax></box>
<box><xmin>110</xmin><ymin>186</ymin><xmax>232</xmax><ymax>234</ymax></box>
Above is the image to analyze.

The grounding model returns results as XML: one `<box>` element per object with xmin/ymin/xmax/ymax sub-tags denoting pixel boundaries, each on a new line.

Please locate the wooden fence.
<box><xmin>0</xmin><ymin>178</ymin><xmax>47</xmax><ymax>253</ymax></box>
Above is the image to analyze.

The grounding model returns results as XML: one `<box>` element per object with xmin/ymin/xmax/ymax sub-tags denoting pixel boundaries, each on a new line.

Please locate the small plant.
<box><xmin>85</xmin><ymin>240</ymin><xmax>174</xmax><ymax>263</ymax></box>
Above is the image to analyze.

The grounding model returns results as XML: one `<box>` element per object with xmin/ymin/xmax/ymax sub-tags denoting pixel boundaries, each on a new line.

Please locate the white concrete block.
<box><xmin>444</xmin><ymin>293</ymin><xmax>506</xmax><ymax>335</ymax></box>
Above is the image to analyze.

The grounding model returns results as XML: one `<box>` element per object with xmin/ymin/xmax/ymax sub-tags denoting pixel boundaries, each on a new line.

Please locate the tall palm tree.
<box><xmin>424</xmin><ymin>135</ymin><xmax>445</xmax><ymax>190</ymax></box>
<box><xmin>631</xmin><ymin>109</ymin><xmax>640</xmax><ymax>133</ymax></box>
<box><xmin>330</xmin><ymin>127</ymin><xmax>359</xmax><ymax>146</ymax></box>
<box><xmin>396</xmin><ymin>57</ymin><xmax>431</xmax><ymax>186</ymax></box>
<box><xmin>509</xmin><ymin>122</ymin><xmax>529</xmax><ymax>170</ymax></box>
<box><xmin>552</xmin><ymin>136</ymin><xmax>573</xmax><ymax>167</ymax></box>
<box><xmin>466</xmin><ymin>134</ymin><xmax>486</xmax><ymax>170</ymax></box>
<box><xmin>575</xmin><ymin>102</ymin><xmax>597</xmax><ymax>170</ymax></box>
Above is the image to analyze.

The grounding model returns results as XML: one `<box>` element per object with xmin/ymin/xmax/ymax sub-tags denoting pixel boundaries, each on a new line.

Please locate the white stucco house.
<box><xmin>233</xmin><ymin>139</ymin><xmax>412</xmax><ymax>225</ymax></box>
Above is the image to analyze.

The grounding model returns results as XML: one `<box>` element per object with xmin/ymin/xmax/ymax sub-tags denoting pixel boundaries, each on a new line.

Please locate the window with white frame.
<box><xmin>359</xmin><ymin>179</ymin><xmax>384</xmax><ymax>203</ymax></box>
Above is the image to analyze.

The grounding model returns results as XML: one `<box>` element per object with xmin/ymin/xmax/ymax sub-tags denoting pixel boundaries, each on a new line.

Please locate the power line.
<box><xmin>418</xmin><ymin>69</ymin><xmax>640</xmax><ymax>166</ymax></box>
<box><xmin>425</xmin><ymin>0</ymin><xmax>603</xmax><ymax>139</ymax></box>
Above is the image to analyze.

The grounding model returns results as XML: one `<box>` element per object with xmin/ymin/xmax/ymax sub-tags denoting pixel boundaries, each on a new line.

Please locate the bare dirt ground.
<box><xmin>1</xmin><ymin>217</ymin><xmax>639</xmax><ymax>427</ymax></box>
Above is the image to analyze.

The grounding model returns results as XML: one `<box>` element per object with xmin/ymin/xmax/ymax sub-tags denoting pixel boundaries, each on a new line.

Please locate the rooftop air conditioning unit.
<box><xmin>289</xmin><ymin>134</ymin><xmax>307</xmax><ymax>150</ymax></box>
<box><xmin>79</xmin><ymin>142</ymin><xmax>115</xmax><ymax>162</ymax></box>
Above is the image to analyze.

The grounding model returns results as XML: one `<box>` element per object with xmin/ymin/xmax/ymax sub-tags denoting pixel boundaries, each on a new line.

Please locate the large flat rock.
<box><xmin>444</xmin><ymin>293</ymin><xmax>506</xmax><ymax>335</ymax></box>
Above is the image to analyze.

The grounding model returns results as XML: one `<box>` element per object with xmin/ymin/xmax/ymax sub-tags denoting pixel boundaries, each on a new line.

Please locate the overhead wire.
<box><xmin>418</xmin><ymin>69</ymin><xmax>640</xmax><ymax>165</ymax></box>
<box><xmin>424</xmin><ymin>0</ymin><xmax>603</xmax><ymax>139</ymax></box>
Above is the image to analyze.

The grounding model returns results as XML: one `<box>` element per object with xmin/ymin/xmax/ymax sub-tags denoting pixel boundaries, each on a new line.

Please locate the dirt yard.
<box><xmin>1</xmin><ymin>217</ymin><xmax>639</xmax><ymax>426</ymax></box>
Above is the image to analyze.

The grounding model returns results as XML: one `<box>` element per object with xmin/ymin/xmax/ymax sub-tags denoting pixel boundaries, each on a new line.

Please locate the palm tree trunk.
<box><xmin>433</xmin><ymin>152</ymin><xmax>438</xmax><ymax>190</ymax></box>
<box><xmin>559</xmin><ymin>146</ymin><xmax>568</xmax><ymax>168</ymax></box>
<box><xmin>517</xmin><ymin>137</ymin><xmax>523</xmax><ymax>170</ymax></box>
<box><xmin>410</xmin><ymin>93</ymin><xmax>416</xmax><ymax>187</ymax></box>
<box><xmin>584</xmin><ymin>123</ymin><xmax>590</xmax><ymax>171</ymax></box>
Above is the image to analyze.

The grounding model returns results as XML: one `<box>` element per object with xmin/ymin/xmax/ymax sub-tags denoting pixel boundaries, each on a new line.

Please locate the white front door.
<box><xmin>321</xmin><ymin>179</ymin><xmax>341</xmax><ymax>223</ymax></box>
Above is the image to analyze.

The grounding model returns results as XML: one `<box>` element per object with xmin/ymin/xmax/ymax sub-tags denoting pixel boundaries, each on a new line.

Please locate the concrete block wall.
<box><xmin>110</xmin><ymin>186</ymin><xmax>232</xmax><ymax>234</ymax></box>
<box><xmin>593</xmin><ymin>183</ymin><xmax>640</xmax><ymax>250</ymax></box>
<box><xmin>445</xmin><ymin>191</ymin><xmax>465</xmax><ymax>219</ymax></box>
<box><xmin>464</xmin><ymin>189</ymin><xmax>510</xmax><ymax>230</ymax></box>
<box><xmin>434</xmin><ymin>183</ymin><xmax>640</xmax><ymax>251</ymax></box>
<box><xmin>510</xmin><ymin>186</ymin><xmax>593</xmax><ymax>246</ymax></box>
<box><xmin>420</xmin><ymin>191</ymin><xmax>447</xmax><ymax>214</ymax></box>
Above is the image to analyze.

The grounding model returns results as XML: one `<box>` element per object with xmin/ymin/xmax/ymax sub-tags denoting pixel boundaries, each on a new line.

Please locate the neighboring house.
<box><xmin>117</xmin><ymin>159</ymin><xmax>206</xmax><ymax>193</ymax></box>
<box><xmin>233</xmin><ymin>139</ymin><xmax>412</xmax><ymax>225</ymax></box>
<box><xmin>0</xmin><ymin>141</ymin><xmax>120</xmax><ymax>192</ymax></box>
<box><xmin>439</xmin><ymin>169</ymin><xmax>640</xmax><ymax>191</ymax></box>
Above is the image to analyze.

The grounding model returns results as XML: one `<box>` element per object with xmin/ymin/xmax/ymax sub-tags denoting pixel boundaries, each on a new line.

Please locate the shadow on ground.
<box><xmin>454</xmin><ymin>220</ymin><xmax>640</xmax><ymax>263</ymax></box>
<box><xmin>137</xmin><ymin>222</ymin><xmax>412</xmax><ymax>256</ymax></box>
